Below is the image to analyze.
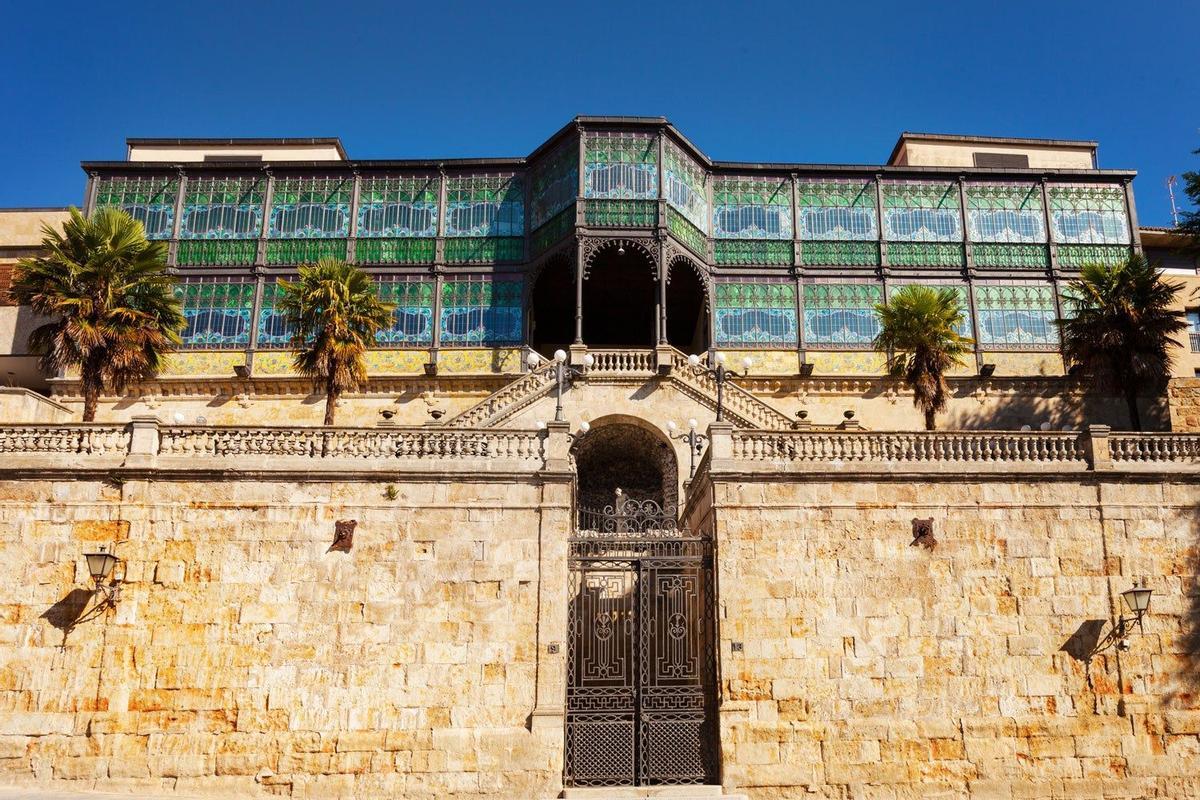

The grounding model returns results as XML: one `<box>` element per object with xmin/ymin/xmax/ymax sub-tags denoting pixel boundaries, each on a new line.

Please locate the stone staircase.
<box><xmin>443</xmin><ymin>357</ymin><xmax>557</xmax><ymax>428</ymax></box>
<box><xmin>442</xmin><ymin>346</ymin><xmax>794</xmax><ymax>431</ymax></box>
<box><xmin>666</xmin><ymin>349</ymin><xmax>793</xmax><ymax>430</ymax></box>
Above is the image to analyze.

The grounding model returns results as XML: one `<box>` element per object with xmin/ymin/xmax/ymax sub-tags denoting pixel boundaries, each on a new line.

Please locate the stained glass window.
<box><xmin>803</xmin><ymin>283</ymin><xmax>883</xmax><ymax>346</ymax></box>
<box><xmin>93</xmin><ymin>176</ymin><xmax>178</xmax><ymax>239</ymax></box>
<box><xmin>357</xmin><ymin>175</ymin><xmax>438</xmax><ymax>238</ymax></box>
<box><xmin>174</xmin><ymin>277</ymin><xmax>255</xmax><ymax>349</ymax></box>
<box><xmin>712</xmin><ymin>176</ymin><xmax>792</xmax><ymax>239</ymax></box>
<box><xmin>965</xmin><ymin>183</ymin><xmax>1046</xmax><ymax>242</ymax></box>
<box><xmin>882</xmin><ymin>181</ymin><xmax>962</xmax><ymax>242</ymax></box>
<box><xmin>375</xmin><ymin>276</ymin><xmax>434</xmax><ymax>346</ymax></box>
<box><xmin>1048</xmin><ymin>184</ymin><xmax>1130</xmax><ymax>244</ymax></box>
<box><xmin>268</xmin><ymin>176</ymin><xmax>352</xmax><ymax>239</ymax></box>
<box><xmin>180</xmin><ymin>176</ymin><xmax>265</xmax><ymax>239</ymax></box>
<box><xmin>584</xmin><ymin>132</ymin><xmax>658</xmax><ymax>200</ymax></box>
<box><xmin>974</xmin><ymin>283</ymin><xmax>1059</xmax><ymax>347</ymax></box>
<box><xmin>256</xmin><ymin>279</ymin><xmax>295</xmax><ymax>350</ymax></box>
<box><xmin>440</xmin><ymin>276</ymin><xmax>524</xmax><ymax>345</ymax></box>
<box><xmin>444</xmin><ymin>174</ymin><xmax>524</xmax><ymax>237</ymax></box>
<box><xmin>664</xmin><ymin>140</ymin><xmax>708</xmax><ymax>233</ymax></box>
<box><xmin>714</xmin><ymin>280</ymin><xmax>797</xmax><ymax>348</ymax></box>
<box><xmin>797</xmin><ymin>179</ymin><xmax>877</xmax><ymax>241</ymax></box>
<box><xmin>530</xmin><ymin>141</ymin><xmax>578</xmax><ymax>230</ymax></box>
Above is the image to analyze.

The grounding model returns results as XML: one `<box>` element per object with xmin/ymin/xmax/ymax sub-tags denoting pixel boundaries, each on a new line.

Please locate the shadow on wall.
<box><xmin>40</xmin><ymin>588</ymin><xmax>96</xmax><ymax>648</ymax></box>
<box><xmin>948</xmin><ymin>385</ymin><xmax>1171</xmax><ymax>432</ymax></box>
<box><xmin>1168</xmin><ymin>516</ymin><xmax>1200</xmax><ymax>707</ymax></box>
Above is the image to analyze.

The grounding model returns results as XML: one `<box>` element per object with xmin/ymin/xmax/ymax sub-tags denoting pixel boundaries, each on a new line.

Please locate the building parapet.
<box><xmin>0</xmin><ymin>419</ymin><xmax>548</xmax><ymax>476</ymax></box>
<box><xmin>695</xmin><ymin>424</ymin><xmax>1200</xmax><ymax>476</ymax></box>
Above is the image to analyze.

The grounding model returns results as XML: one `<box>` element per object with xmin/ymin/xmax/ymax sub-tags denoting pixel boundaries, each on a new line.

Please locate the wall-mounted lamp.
<box><xmin>83</xmin><ymin>544</ymin><xmax>121</xmax><ymax>609</ymax></box>
<box><xmin>1095</xmin><ymin>582</ymin><xmax>1154</xmax><ymax>654</ymax></box>
<box><xmin>978</xmin><ymin>363</ymin><xmax>996</xmax><ymax>378</ymax></box>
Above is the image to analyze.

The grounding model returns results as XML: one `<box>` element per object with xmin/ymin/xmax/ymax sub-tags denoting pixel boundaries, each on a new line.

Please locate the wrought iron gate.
<box><xmin>565</xmin><ymin>498</ymin><xmax>716</xmax><ymax>787</ymax></box>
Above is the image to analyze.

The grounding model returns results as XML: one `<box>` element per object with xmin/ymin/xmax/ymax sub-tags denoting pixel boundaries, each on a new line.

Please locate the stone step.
<box><xmin>562</xmin><ymin>786</ymin><xmax>747</xmax><ymax>799</ymax></box>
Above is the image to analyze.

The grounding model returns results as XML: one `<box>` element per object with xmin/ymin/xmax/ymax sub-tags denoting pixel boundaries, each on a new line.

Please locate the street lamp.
<box><xmin>82</xmin><ymin>544</ymin><xmax>121</xmax><ymax>609</ymax></box>
<box><xmin>667</xmin><ymin>418</ymin><xmax>708</xmax><ymax>478</ymax></box>
<box><xmin>1094</xmin><ymin>581</ymin><xmax>1154</xmax><ymax>654</ymax></box>
<box><xmin>528</xmin><ymin>349</ymin><xmax>595</xmax><ymax>422</ymax></box>
<box><xmin>685</xmin><ymin>352</ymin><xmax>752</xmax><ymax>423</ymax></box>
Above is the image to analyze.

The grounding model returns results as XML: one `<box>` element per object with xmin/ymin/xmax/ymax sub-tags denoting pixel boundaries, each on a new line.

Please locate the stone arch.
<box><xmin>571</xmin><ymin>414</ymin><xmax>680</xmax><ymax>519</ymax></box>
<box><xmin>527</xmin><ymin>250</ymin><xmax>575</xmax><ymax>356</ymax></box>
<box><xmin>579</xmin><ymin>239</ymin><xmax>658</xmax><ymax>347</ymax></box>
<box><xmin>665</xmin><ymin>254</ymin><xmax>711</xmax><ymax>353</ymax></box>
<box><xmin>580</xmin><ymin>237</ymin><xmax>660</xmax><ymax>280</ymax></box>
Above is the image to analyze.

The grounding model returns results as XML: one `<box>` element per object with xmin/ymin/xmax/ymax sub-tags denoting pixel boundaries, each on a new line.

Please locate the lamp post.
<box><xmin>667</xmin><ymin>418</ymin><xmax>708</xmax><ymax>478</ymax></box>
<box><xmin>529</xmin><ymin>349</ymin><xmax>595</xmax><ymax>422</ymax></box>
<box><xmin>686</xmin><ymin>352</ymin><xmax>752</xmax><ymax>423</ymax></box>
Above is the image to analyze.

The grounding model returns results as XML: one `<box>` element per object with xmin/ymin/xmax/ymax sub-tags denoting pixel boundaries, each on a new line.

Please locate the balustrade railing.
<box><xmin>0</xmin><ymin>424</ymin><xmax>130</xmax><ymax>456</ymax></box>
<box><xmin>669</xmin><ymin>350</ymin><xmax>794</xmax><ymax>430</ymax></box>
<box><xmin>158</xmin><ymin>425</ymin><xmax>544</xmax><ymax>463</ymax></box>
<box><xmin>1110</xmin><ymin>433</ymin><xmax>1200</xmax><ymax>463</ymax></box>
<box><xmin>729</xmin><ymin>430</ymin><xmax>1088</xmax><ymax>465</ymax></box>
<box><xmin>588</xmin><ymin>349</ymin><xmax>655</xmax><ymax>375</ymax></box>
<box><xmin>444</xmin><ymin>358</ymin><xmax>557</xmax><ymax>428</ymax></box>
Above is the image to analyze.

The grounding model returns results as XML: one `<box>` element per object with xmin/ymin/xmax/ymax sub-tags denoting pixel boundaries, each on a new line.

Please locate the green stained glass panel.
<box><xmin>803</xmin><ymin>283</ymin><xmax>883</xmax><ymax>346</ymax></box>
<box><xmin>714</xmin><ymin>280</ymin><xmax>797</xmax><ymax>348</ymax></box>
<box><xmin>440</xmin><ymin>277</ymin><xmax>524</xmax><ymax>345</ymax></box>
<box><xmin>714</xmin><ymin>240</ymin><xmax>793</xmax><ymax>266</ymax></box>
<box><xmin>174</xmin><ymin>278</ymin><xmax>255</xmax><ymax>349</ymax></box>
<box><xmin>94</xmin><ymin>176</ymin><xmax>178</xmax><ymax>239</ymax></box>
<box><xmin>354</xmin><ymin>237</ymin><xmax>436</xmax><ymax>265</ymax></box>
<box><xmin>444</xmin><ymin>237</ymin><xmax>524</xmax><ymax>264</ymax></box>
<box><xmin>974</xmin><ymin>283</ymin><xmax>1058</xmax><ymax>347</ymax></box>
<box><xmin>266</xmin><ymin>238</ymin><xmax>348</xmax><ymax>265</ymax></box>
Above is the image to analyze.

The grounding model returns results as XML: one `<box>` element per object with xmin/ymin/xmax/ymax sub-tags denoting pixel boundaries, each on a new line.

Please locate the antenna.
<box><xmin>1167</xmin><ymin>176</ymin><xmax>1180</xmax><ymax>227</ymax></box>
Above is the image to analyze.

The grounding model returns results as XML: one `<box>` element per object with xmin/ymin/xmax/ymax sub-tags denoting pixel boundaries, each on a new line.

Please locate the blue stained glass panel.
<box><xmin>439</xmin><ymin>277</ymin><xmax>524</xmax><ymax>345</ymax></box>
<box><xmin>712</xmin><ymin>177</ymin><xmax>792</xmax><ymax>240</ymax></box>
<box><xmin>584</xmin><ymin>132</ymin><xmax>658</xmax><ymax>200</ymax></box>
<box><xmin>174</xmin><ymin>279</ymin><xmax>255</xmax><ymax>349</ymax></box>
<box><xmin>445</xmin><ymin>175</ymin><xmax>524</xmax><ymax>237</ymax></box>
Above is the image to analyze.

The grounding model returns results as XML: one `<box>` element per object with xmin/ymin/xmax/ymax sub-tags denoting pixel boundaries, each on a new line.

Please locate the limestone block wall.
<box><xmin>1169</xmin><ymin>378</ymin><xmax>1200</xmax><ymax>432</ymax></box>
<box><xmin>687</xmin><ymin>473</ymin><xmax>1200</xmax><ymax>799</ymax></box>
<box><xmin>0</xmin><ymin>473</ymin><xmax>569</xmax><ymax>798</ymax></box>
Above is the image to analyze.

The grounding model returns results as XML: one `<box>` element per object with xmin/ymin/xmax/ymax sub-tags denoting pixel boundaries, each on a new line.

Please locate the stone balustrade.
<box><xmin>1109</xmin><ymin>432</ymin><xmax>1200</xmax><ymax>463</ymax></box>
<box><xmin>0</xmin><ymin>419</ymin><xmax>546</xmax><ymax>473</ymax></box>
<box><xmin>0</xmin><ymin>423</ymin><xmax>130</xmax><ymax>456</ymax></box>
<box><xmin>587</xmin><ymin>348</ymin><xmax>656</xmax><ymax>375</ymax></box>
<box><xmin>694</xmin><ymin>424</ymin><xmax>1200</xmax><ymax>474</ymax></box>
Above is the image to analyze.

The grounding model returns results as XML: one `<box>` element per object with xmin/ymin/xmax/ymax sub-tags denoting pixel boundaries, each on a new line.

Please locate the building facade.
<box><xmin>0</xmin><ymin>120</ymin><xmax>1199</xmax><ymax>799</ymax></box>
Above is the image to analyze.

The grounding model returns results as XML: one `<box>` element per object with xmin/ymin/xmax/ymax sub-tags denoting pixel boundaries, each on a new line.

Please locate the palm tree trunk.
<box><xmin>82</xmin><ymin>375</ymin><xmax>100</xmax><ymax>423</ymax></box>
<box><xmin>324</xmin><ymin>384</ymin><xmax>338</xmax><ymax>426</ymax></box>
<box><xmin>924</xmin><ymin>408</ymin><xmax>936</xmax><ymax>431</ymax></box>
<box><xmin>1124</xmin><ymin>388</ymin><xmax>1142</xmax><ymax>432</ymax></box>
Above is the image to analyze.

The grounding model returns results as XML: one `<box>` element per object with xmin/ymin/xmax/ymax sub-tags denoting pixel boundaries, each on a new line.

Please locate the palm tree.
<box><xmin>276</xmin><ymin>260</ymin><xmax>392</xmax><ymax>426</ymax></box>
<box><xmin>873</xmin><ymin>286</ymin><xmax>974</xmax><ymax>431</ymax></box>
<box><xmin>10</xmin><ymin>207</ymin><xmax>183</xmax><ymax>422</ymax></box>
<box><xmin>1057</xmin><ymin>254</ymin><xmax>1186</xmax><ymax>431</ymax></box>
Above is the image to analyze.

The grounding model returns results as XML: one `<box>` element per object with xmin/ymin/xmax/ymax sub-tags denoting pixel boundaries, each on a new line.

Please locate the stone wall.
<box><xmin>0</xmin><ymin>469</ymin><xmax>571</xmax><ymax>798</ymax></box>
<box><xmin>1169</xmin><ymin>377</ymin><xmax>1200</xmax><ymax>432</ymax></box>
<box><xmin>687</xmin><ymin>464</ymin><xmax>1200</xmax><ymax>799</ymax></box>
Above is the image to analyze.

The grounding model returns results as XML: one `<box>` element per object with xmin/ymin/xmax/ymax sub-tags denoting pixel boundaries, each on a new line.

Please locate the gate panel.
<box><xmin>565</xmin><ymin>499</ymin><xmax>715</xmax><ymax>788</ymax></box>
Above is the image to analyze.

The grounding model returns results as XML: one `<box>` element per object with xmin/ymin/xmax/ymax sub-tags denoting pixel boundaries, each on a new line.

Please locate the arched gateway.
<box><xmin>564</xmin><ymin>419</ymin><xmax>717</xmax><ymax>788</ymax></box>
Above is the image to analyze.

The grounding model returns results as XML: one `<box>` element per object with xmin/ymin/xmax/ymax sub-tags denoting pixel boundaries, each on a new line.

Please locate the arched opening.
<box><xmin>529</xmin><ymin>255</ymin><xmax>575</xmax><ymax>357</ymax></box>
<box><xmin>573</xmin><ymin>419</ymin><xmax>679</xmax><ymax>521</ymax></box>
<box><xmin>582</xmin><ymin>245</ymin><xmax>656</xmax><ymax>347</ymax></box>
<box><xmin>666</xmin><ymin>260</ymin><xmax>708</xmax><ymax>353</ymax></box>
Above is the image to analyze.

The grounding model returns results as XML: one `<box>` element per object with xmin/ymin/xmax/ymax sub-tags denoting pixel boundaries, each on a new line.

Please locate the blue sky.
<box><xmin>2</xmin><ymin>0</ymin><xmax>1197</xmax><ymax>225</ymax></box>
